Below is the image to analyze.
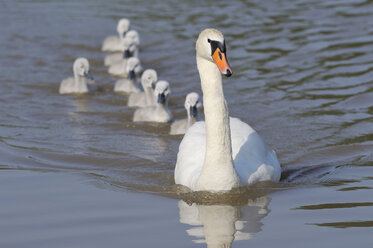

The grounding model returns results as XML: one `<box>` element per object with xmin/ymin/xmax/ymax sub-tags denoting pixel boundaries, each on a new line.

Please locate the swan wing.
<box><xmin>229</xmin><ymin>118</ymin><xmax>281</xmax><ymax>185</ymax></box>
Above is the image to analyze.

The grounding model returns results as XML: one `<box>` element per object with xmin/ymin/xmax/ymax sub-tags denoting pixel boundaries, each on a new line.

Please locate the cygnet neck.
<box><xmin>73</xmin><ymin>73</ymin><xmax>88</xmax><ymax>93</ymax></box>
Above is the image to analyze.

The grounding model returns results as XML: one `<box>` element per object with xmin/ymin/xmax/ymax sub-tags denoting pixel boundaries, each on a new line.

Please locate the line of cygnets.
<box><xmin>59</xmin><ymin>18</ymin><xmax>201</xmax><ymax>135</ymax></box>
<box><xmin>59</xmin><ymin>20</ymin><xmax>282</xmax><ymax>193</ymax></box>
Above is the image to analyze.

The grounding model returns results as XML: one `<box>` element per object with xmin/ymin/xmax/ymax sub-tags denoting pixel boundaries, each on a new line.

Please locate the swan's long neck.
<box><xmin>73</xmin><ymin>74</ymin><xmax>88</xmax><ymax>93</ymax></box>
<box><xmin>196</xmin><ymin>56</ymin><xmax>239</xmax><ymax>191</ymax></box>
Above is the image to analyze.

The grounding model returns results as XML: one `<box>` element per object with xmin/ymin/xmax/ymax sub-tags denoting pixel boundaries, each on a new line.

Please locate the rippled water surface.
<box><xmin>1</xmin><ymin>0</ymin><xmax>373</xmax><ymax>247</ymax></box>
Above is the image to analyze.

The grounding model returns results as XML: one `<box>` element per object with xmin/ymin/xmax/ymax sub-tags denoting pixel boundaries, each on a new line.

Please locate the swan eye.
<box><xmin>207</xmin><ymin>38</ymin><xmax>211</xmax><ymax>43</ymax></box>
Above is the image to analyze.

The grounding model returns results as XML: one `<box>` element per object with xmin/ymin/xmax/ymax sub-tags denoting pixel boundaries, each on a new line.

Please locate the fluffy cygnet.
<box><xmin>59</xmin><ymin>57</ymin><xmax>94</xmax><ymax>94</ymax></box>
<box><xmin>114</xmin><ymin>57</ymin><xmax>141</xmax><ymax>93</ymax></box>
<box><xmin>102</xmin><ymin>18</ymin><xmax>130</xmax><ymax>52</ymax></box>
<box><xmin>133</xmin><ymin>80</ymin><xmax>173</xmax><ymax>123</ymax></box>
<box><xmin>104</xmin><ymin>30</ymin><xmax>140</xmax><ymax>66</ymax></box>
<box><xmin>170</xmin><ymin>92</ymin><xmax>201</xmax><ymax>135</ymax></box>
<box><xmin>108</xmin><ymin>36</ymin><xmax>142</xmax><ymax>77</ymax></box>
<box><xmin>127</xmin><ymin>69</ymin><xmax>158</xmax><ymax>107</ymax></box>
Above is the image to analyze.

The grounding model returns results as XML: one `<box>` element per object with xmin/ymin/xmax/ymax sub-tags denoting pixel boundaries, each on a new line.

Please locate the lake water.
<box><xmin>1</xmin><ymin>0</ymin><xmax>373</xmax><ymax>247</ymax></box>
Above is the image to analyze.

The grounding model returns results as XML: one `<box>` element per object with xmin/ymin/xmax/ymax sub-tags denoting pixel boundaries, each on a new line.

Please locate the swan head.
<box><xmin>196</xmin><ymin>28</ymin><xmax>232</xmax><ymax>77</ymax></box>
<box><xmin>141</xmin><ymin>69</ymin><xmax>157</xmax><ymax>89</ymax></box>
<box><xmin>125</xmin><ymin>30</ymin><xmax>140</xmax><ymax>46</ymax></box>
<box><xmin>126</xmin><ymin>57</ymin><xmax>141</xmax><ymax>80</ymax></box>
<box><xmin>185</xmin><ymin>92</ymin><xmax>201</xmax><ymax>118</ymax></box>
<box><xmin>154</xmin><ymin>80</ymin><xmax>171</xmax><ymax>105</ymax></box>
<box><xmin>122</xmin><ymin>36</ymin><xmax>137</xmax><ymax>59</ymax></box>
<box><xmin>117</xmin><ymin>18</ymin><xmax>130</xmax><ymax>38</ymax></box>
<box><xmin>73</xmin><ymin>57</ymin><xmax>93</xmax><ymax>80</ymax></box>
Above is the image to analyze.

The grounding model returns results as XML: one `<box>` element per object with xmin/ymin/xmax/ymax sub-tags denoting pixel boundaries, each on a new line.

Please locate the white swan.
<box><xmin>133</xmin><ymin>80</ymin><xmax>173</xmax><ymax>122</ymax></box>
<box><xmin>174</xmin><ymin>29</ymin><xmax>281</xmax><ymax>192</ymax></box>
<box><xmin>128</xmin><ymin>69</ymin><xmax>157</xmax><ymax>107</ymax></box>
<box><xmin>101</xmin><ymin>18</ymin><xmax>130</xmax><ymax>52</ymax></box>
<box><xmin>170</xmin><ymin>92</ymin><xmax>201</xmax><ymax>135</ymax></box>
<box><xmin>104</xmin><ymin>30</ymin><xmax>140</xmax><ymax>66</ymax></box>
<box><xmin>114</xmin><ymin>57</ymin><xmax>141</xmax><ymax>93</ymax></box>
<box><xmin>59</xmin><ymin>57</ymin><xmax>94</xmax><ymax>94</ymax></box>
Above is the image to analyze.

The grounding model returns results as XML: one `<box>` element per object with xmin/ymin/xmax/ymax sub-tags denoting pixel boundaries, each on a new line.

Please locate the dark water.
<box><xmin>1</xmin><ymin>0</ymin><xmax>373</xmax><ymax>247</ymax></box>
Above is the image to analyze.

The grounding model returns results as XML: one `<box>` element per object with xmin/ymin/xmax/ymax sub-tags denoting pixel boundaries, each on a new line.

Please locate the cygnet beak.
<box><xmin>128</xmin><ymin>70</ymin><xmax>135</xmax><ymax>80</ymax></box>
<box><xmin>157</xmin><ymin>93</ymin><xmax>166</xmax><ymax>104</ymax></box>
<box><xmin>123</xmin><ymin>49</ymin><xmax>132</xmax><ymax>59</ymax></box>
<box><xmin>84</xmin><ymin>71</ymin><xmax>94</xmax><ymax>80</ymax></box>
<box><xmin>189</xmin><ymin>105</ymin><xmax>198</xmax><ymax>117</ymax></box>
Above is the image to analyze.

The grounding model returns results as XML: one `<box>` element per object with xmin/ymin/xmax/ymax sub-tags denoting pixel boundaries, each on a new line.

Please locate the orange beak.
<box><xmin>212</xmin><ymin>48</ymin><xmax>233</xmax><ymax>77</ymax></box>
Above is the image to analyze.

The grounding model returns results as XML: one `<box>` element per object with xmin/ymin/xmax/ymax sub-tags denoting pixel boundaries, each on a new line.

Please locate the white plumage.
<box><xmin>108</xmin><ymin>36</ymin><xmax>142</xmax><ymax>77</ymax></box>
<box><xmin>133</xmin><ymin>80</ymin><xmax>173</xmax><ymax>123</ymax></box>
<box><xmin>104</xmin><ymin>30</ymin><xmax>140</xmax><ymax>66</ymax></box>
<box><xmin>114</xmin><ymin>57</ymin><xmax>141</xmax><ymax>93</ymax></box>
<box><xmin>170</xmin><ymin>92</ymin><xmax>201</xmax><ymax>135</ymax></box>
<box><xmin>102</xmin><ymin>18</ymin><xmax>130</xmax><ymax>52</ymax></box>
<box><xmin>175</xmin><ymin>118</ymin><xmax>281</xmax><ymax>190</ymax></box>
<box><xmin>59</xmin><ymin>57</ymin><xmax>94</xmax><ymax>94</ymax></box>
<box><xmin>128</xmin><ymin>69</ymin><xmax>157</xmax><ymax>107</ymax></box>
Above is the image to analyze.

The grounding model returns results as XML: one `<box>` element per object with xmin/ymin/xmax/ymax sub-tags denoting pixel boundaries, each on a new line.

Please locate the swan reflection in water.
<box><xmin>178</xmin><ymin>195</ymin><xmax>271</xmax><ymax>247</ymax></box>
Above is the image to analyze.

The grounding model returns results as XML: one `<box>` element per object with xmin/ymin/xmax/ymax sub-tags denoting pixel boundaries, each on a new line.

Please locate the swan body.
<box><xmin>59</xmin><ymin>58</ymin><xmax>94</xmax><ymax>94</ymax></box>
<box><xmin>104</xmin><ymin>30</ymin><xmax>140</xmax><ymax>66</ymax></box>
<box><xmin>128</xmin><ymin>69</ymin><xmax>157</xmax><ymax>107</ymax></box>
<box><xmin>174</xmin><ymin>29</ymin><xmax>281</xmax><ymax>192</ymax></box>
<box><xmin>133</xmin><ymin>80</ymin><xmax>173</xmax><ymax>122</ymax></box>
<box><xmin>175</xmin><ymin>118</ymin><xmax>280</xmax><ymax>190</ymax></box>
<box><xmin>102</xmin><ymin>18</ymin><xmax>130</xmax><ymax>52</ymax></box>
<box><xmin>114</xmin><ymin>57</ymin><xmax>141</xmax><ymax>93</ymax></box>
<box><xmin>170</xmin><ymin>92</ymin><xmax>201</xmax><ymax>135</ymax></box>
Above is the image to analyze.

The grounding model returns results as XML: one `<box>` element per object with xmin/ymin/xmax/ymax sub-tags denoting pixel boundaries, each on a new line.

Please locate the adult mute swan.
<box><xmin>59</xmin><ymin>58</ymin><xmax>94</xmax><ymax>94</ymax></box>
<box><xmin>102</xmin><ymin>18</ymin><xmax>130</xmax><ymax>52</ymax></box>
<box><xmin>170</xmin><ymin>92</ymin><xmax>201</xmax><ymax>135</ymax></box>
<box><xmin>174</xmin><ymin>29</ymin><xmax>281</xmax><ymax>192</ymax></box>
<box><xmin>133</xmin><ymin>80</ymin><xmax>173</xmax><ymax>123</ymax></box>
<box><xmin>104</xmin><ymin>30</ymin><xmax>140</xmax><ymax>66</ymax></box>
<box><xmin>114</xmin><ymin>57</ymin><xmax>141</xmax><ymax>93</ymax></box>
<box><xmin>128</xmin><ymin>69</ymin><xmax>157</xmax><ymax>107</ymax></box>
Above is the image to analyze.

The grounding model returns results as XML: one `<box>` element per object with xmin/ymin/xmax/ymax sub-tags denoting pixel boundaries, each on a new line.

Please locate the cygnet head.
<box><xmin>73</xmin><ymin>57</ymin><xmax>93</xmax><ymax>80</ymax></box>
<box><xmin>125</xmin><ymin>30</ymin><xmax>140</xmax><ymax>46</ymax></box>
<box><xmin>154</xmin><ymin>80</ymin><xmax>171</xmax><ymax>105</ymax></box>
<box><xmin>185</xmin><ymin>92</ymin><xmax>201</xmax><ymax>118</ymax></box>
<box><xmin>122</xmin><ymin>36</ymin><xmax>137</xmax><ymax>58</ymax></box>
<box><xmin>126</xmin><ymin>57</ymin><xmax>141</xmax><ymax>79</ymax></box>
<box><xmin>141</xmin><ymin>69</ymin><xmax>157</xmax><ymax>89</ymax></box>
<box><xmin>117</xmin><ymin>18</ymin><xmax>130</xmax><ymax>38</ymax></box>
<box><xmin>196</xmin><ymin>28</ymin><xmax>232</xmax><ymax>77</ymax></box>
